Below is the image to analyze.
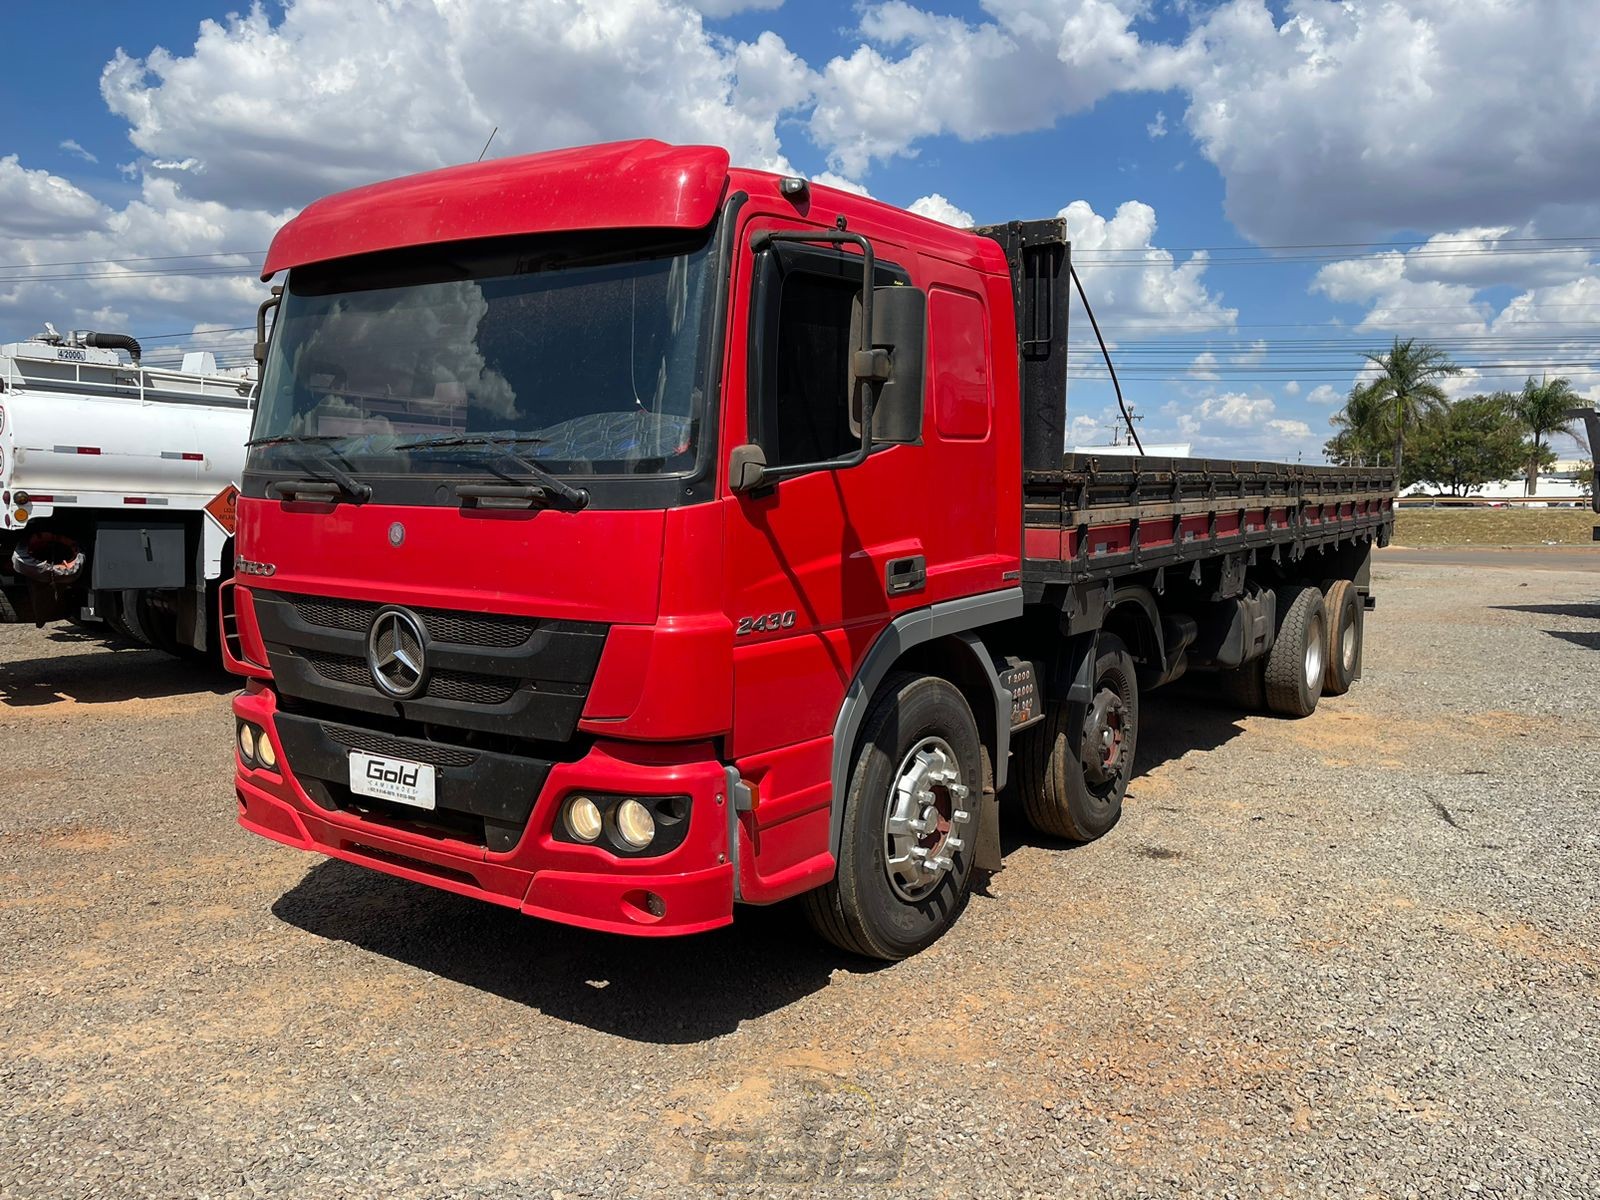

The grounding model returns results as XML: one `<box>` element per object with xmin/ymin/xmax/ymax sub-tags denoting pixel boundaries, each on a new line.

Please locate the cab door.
<box><xmin>720</xmin><ymin>218</ymin><xmax>929</xmax><ymax>767</ymax></box>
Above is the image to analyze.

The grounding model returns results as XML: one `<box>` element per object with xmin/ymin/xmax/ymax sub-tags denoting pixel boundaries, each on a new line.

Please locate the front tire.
<box><xmin>1017</xmin><ymin>632</ymin><xmax>1139</xmax><ymax>842</ymax></box>
<box><xmin>804</xmin><ymin>672</ymin><xmax>982</xmax><ymax>961</ymax></box>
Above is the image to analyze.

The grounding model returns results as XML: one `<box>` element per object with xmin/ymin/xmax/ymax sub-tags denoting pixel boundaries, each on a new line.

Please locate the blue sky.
<box><xmin>2</xmin><ymin>0</ymin><xmax>1595</xmax><ymax>461</ymax></box>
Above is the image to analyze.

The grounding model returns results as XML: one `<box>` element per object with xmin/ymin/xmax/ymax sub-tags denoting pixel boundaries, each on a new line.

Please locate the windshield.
<box><xmin>249</xmin><ymin>229</ymin><xmax>717</xmax><ymax>489</ymax></box>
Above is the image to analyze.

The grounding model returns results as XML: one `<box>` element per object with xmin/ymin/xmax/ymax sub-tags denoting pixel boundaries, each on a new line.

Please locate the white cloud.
<box><xmin>1283</xmin><ymin>379</ymin><xmax>1300</xmax><ymax>396</ymax></box>
<box><xmin>908</xmin><ymin>193</ymin><xmax>973</xmax><ymax>227</ymax></box>
<box><xmin>1231</xmin><ymin>338</ymin><xmax>1266</xmax><ymax>366</ymax></box>
<box><xmin>59</xmin><ymin>139</ymin><xmax>98</xmax><ymax>164</ymax></box>
<box><xmin>812</xmin><ymin>171</ymin><xmax>871</xmax><ymax>196</ymax></box>
<box><xmin>1265</xmin><ymin>418</ymin><xmax>1310</xmax><ymax>439</ymax></box>
<box><xmin>1178</xmin><ymin>392</ymin><xmax>1275</xmax><ymax>434</ymax></box>
<box><xmin>809</xmin><ymin>0</ymin><xmax>1187</xmax><ymax>176</ymax></box>
<box><xmin>1062</xmin><ymin>198</ymin><xmax>1235</xmax><ymax>332</ymax></box>
<box><xmin>1311</xmin><ymin>250</ymin><xmax>1490</xmax><ymax>336</ymax></box>
<box><xmin>1188</xmin><ymin>351</ymin><xmax>1219</xmax><ymax>380</ymax></box>
<box><xmin>686</xmin><ymin>0</ymin><xmax>783</xmax><ymax>14</ymax></box>
<box><xmin>0</xmin><ymin>155</ymin><xmax>108</xmax><ymax>237</ymax></box>
<box><xmin>100</xmin><ymin>0</ymin><xmax>812</xmax><ymax>211</ymax></box>
<box><xmin>1305</xmin><ymin>384</ymin><xmax>1339</xmax><ymax>407</ymax></box>
<box><xmin>1177</xmin><ymin>1</ymin><xmax>1600</xmax><ymax>243</ymax></box>
<box><xmin>1146</xmin><ymin>109</ymin><xmax>1166</xmax><ymax>139</ymax></box>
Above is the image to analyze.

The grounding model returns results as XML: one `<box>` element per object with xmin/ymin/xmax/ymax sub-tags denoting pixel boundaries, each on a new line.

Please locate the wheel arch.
<box><xmin>1103</xmin><ymin>586</ymin><xmax>1163</xmax><ymax>672</ymax></box>
<box><xmin>828</xmin><ymin>589</ymin><xmax>1022</xmax><ymax>861</ymax></box>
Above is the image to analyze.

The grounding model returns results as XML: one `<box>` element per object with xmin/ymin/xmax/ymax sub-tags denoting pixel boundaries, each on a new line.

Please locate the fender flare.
<box><xmin>827</xmin><ymin>588</ymin><xmax>1023</xmax><ymax>859</ymax></box>
<box><xmin>1104</xmin><ymin>584</ymin><xmax>1167</xmax><ymax>670</ymax></box>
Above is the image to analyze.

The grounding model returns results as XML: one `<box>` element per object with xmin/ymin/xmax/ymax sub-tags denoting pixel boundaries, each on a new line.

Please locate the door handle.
<box><xmin>886</xmin><ymin>555</ymin><xmax>926</xmax><ymax>595</ymax></box>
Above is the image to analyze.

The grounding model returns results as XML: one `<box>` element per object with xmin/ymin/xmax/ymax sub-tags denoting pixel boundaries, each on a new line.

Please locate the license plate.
<box><xmin>348</xmin><ymin>751</ymin><xmax>437</xmax><ymax>810</ymax></box>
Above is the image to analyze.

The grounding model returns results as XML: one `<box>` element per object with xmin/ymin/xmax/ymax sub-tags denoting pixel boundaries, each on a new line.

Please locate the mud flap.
<box><xmin>974</xmin><ymin>778</ymin><xmax>1004</xmax><ymax>873</ymax></box>
<box><xmin>972</xmin><ymin>744</ymin><xmax>1004</xmax><ymax>873</ymax></box>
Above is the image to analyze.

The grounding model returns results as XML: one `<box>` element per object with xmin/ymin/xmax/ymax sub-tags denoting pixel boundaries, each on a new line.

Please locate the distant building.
<box><xmin>1402</xmin><ymin>459</ymin><xmax>1592</xmax><ymax>505</ymax></box>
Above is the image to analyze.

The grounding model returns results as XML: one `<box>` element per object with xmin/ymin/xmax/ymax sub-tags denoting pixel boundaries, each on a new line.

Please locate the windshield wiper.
<box><xmin>246</xmin><ymin>433</ymin><xmax>349</xmax><ymax>448</ymax></box>
<box><xmin>397</xmin><ymin>433</ymin><xmax>589</xmax><ymax>512</ymax></box>
<box><xmin>266</xmin><ymin>446</ymin><xmax>372</xmax><ymax>503</ymax></box>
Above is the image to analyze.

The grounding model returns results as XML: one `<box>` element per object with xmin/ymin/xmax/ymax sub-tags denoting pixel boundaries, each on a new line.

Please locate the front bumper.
<box><xmin>233</xmin><ymin>686</ymin><xmax>734</xmax><ymax>936</ymax></box>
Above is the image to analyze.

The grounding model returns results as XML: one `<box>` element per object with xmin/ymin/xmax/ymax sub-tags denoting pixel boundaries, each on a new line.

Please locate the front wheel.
<box><xmin>1017</xmin><ymin>632</ymin><xmax>1139</xmax><ymax>842</ymax></box>
<box><xmin>804</xmin><ymin>672</ymin><xmax>983</xmax><ymax>960</ymax></box>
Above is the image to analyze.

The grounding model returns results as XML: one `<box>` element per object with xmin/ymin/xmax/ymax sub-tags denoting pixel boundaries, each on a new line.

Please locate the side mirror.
<box><xmin>253</xmin><ymin>286</ymin><xmax>283</xmax><ymax>366</ymax></box>
<box><xmin>849</xmin><ymin>285</ymin><xmax>927</xmax><ymax>444</ymax></box>
<box><xmin>728</xmin><ymin>443</ymin><xmax>770</xmax><ymax>493</ymax></box>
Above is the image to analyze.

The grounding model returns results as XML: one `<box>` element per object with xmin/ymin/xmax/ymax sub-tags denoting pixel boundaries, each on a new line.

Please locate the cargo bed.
<box><xmin>1021</xmin><ymin>454</ymin><xmax>1395</xmax><ymax>590</ymax></box>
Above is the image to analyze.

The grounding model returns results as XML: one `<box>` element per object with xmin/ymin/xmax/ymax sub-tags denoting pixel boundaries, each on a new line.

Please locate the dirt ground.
<box><xmin>2</xmin><ymin>551</ymin><xmax>1598</xmax><ymax>1198</ymax></box>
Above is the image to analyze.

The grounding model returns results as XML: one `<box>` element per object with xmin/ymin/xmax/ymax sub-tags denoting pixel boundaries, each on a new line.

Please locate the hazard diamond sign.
<box><xmin>204</xmin><ymin>484</ymin><xmax>240</xmax><ymax>536</ymax></box>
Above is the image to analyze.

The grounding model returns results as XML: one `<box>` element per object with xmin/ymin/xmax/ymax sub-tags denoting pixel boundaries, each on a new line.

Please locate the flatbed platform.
<box><xmin>1021</xmin><ymin>454</ymin><xmax>1395</xmax><ymax>588</ymax></box>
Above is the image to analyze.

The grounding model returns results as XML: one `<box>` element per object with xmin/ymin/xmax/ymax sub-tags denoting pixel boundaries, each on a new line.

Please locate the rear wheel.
<box><xmin>1017</xmin><ymin>632</ymin><xmax>1138</xmax><ymax>842</ymax></box>
<box><xmin>804</xmin><ymin>672</ymin><xmax>983</xmax><ymax>960</ymax></box>
<box><xmin>1217</xmin><ymin>658</ymin><xmax>1266</xmax><ymax>711</ymax></box>
<box><xmin>1320</xmin><ymin>579</ymin><xmax>1361</xmax><ymax>696</ymax></box>
<box><xmin>1264</xmin><ymin>585</ymin><xmax>1326</xmax><ymax>717</ymax></box>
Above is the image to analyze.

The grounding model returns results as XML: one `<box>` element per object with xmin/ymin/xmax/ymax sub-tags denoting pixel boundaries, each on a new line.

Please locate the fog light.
<box><xmin>237</xmin><ymin>723</ymin><xmax>257</xmax><ymax>763</ymax></box>
<box><xmin>256</xmin><ymin>732</ymin><xmax>278</xmax><ymax>771</ymax></box>
<box><xmin>564</xmin><ymin>795</ymin><xmax>603</xmax><ymax>842</ymax></box>
<box><xmin>614</xmin><ymin>798</ymin><xmax>655</xmax><ymax>850</ymax></box>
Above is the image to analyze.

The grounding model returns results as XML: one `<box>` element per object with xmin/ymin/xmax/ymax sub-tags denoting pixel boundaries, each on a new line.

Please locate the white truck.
<box><xmin>0</xmin><ymin>326</ymin><xmax>254</xmax><ymax>657</ymax></box>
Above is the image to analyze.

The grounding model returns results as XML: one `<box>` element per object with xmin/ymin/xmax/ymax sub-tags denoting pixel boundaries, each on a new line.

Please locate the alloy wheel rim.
<box><xmin>883</xmin><ymin>737</ymin><xmax>972</xmax><ymax>902</ymax></box>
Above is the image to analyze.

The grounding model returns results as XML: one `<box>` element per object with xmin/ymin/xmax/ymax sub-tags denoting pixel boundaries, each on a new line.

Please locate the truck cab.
<box><xmin>231</xmin><ymin>140</ymin><xmax>1391</xmax><ymax>959</ymax></box>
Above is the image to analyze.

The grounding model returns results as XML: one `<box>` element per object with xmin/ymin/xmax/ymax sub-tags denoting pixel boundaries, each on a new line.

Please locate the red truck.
<box><xmin>227</xmin><ymin>140</ymin><xmax>1393</xmax><ymax>960</ymax></box>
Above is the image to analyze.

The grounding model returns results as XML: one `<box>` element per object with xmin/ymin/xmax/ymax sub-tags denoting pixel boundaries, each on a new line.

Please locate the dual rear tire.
<box><xmin>1218</xmin><ymin>579</ymin><xmax>1363</xmax><ymax>716</ymax></box>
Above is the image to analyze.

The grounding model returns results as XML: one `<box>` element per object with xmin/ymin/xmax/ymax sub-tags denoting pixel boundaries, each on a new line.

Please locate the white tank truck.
<box><xmin>0</xmin><ymin>324</ymin><xmax>254</xmax><ymax>657</ymax></box>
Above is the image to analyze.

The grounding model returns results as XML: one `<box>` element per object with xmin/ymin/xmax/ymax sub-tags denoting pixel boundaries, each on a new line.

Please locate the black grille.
<box><xmin>426</xmin><ymin>669</ymin><xmax>517</xmax><ymax>705</ymax></box>
<box><xmin>254</xmin><ymin>591</ymin><xmax>608</xmax><ymax>743</ymax></box>
<box><xmin>321</xmin><ymin>723</ymin><xmax>476</xmax><ymax>768</ymax></box>
<box><xmin>289</xmin><ymin>594</ymin><xmax>535</xmax><ymax>648</ymax></box>
<box><xmin>305</xmin><ymin>650</ymin><xmax>371</xmax><ymax>686</ymax></box>
<box><xmin>304</xmin><ymin>651</ymin><xmax>518</xmax><ymax>706</ymax></box>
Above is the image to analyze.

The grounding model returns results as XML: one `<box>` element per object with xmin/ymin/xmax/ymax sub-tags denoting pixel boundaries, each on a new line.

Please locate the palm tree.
<box><xmin>1359</xmin><ymin>337</ymin><xmax>1460</xmax><ymax>475</ymax></box>
<box><xmin>1325</xmin><ymin>380</ymin><xmax>1390</xmax><ymax>465</ymax></box>
<box><xmin>1513</xmin><ymin>375</ymin><xmax>1581</xmax><ymax>495</ymax></box>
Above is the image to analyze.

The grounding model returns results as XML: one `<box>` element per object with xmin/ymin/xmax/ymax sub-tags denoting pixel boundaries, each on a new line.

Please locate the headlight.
<box><xmin>237</xmin><ymin>723</ymin><xmax>257</xmax><ymax>762</ymax></box>
<box><xmin>563</xmin><ymin>795</ymin><xmax>603</xmax><ymax>842</ymax></box>
<box><xmin>614</xmin><ymin>798</ymin><xmax>656</xmax><ymax>849</ymax></box>
<box><xmin>256</xmin><ymin>732</ymin><xmax>278</xmax><ymax>771</ymax></box>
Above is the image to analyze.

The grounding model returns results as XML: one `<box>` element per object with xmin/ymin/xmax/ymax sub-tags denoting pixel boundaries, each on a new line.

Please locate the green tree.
<box><xmin>1358</xmin><ymin>337</ymin><xmax>1460</xmax><ymax>474</ymax></box>
<box><xmin>1324</xmin><ymin>380</ymin><xmax>1390</xmax><ymax>465</ymax></box>
<box><xmin>1402</xmin><ymin>393</ymin><xmax>1532</xmax><ymax>495</ymax></box>
<box><xmin>1513</xmin><ymin>375</ymin><xmax>1582</xmax><ymax>495</ymax></box>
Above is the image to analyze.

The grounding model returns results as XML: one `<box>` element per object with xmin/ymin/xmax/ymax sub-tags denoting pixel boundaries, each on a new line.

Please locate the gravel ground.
<box><xmin>1</xmin><ymin>553</ymin><xmax>1598</xmax><ymax>1198</ymax></box>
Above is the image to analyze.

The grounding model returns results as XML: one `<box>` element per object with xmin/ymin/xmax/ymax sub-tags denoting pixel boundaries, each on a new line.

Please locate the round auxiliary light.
<box><xmin>564</xmin><ymin>795</ymin><xmax>603</xmax><ymax>843</ymax></box>
<box><xmin>256</xmin><ymin>732</ymin><xmax>278</xmax><ymax>771</ymax></box>
<box><xmin>614</xmin><ymin>799</ymin><xmax>656</xmax><ymax>850</ymax></box>
<box><xmin>237</xmin><ymin>724</ymin><xmax>257</xmax><ymax>762</ymax></box>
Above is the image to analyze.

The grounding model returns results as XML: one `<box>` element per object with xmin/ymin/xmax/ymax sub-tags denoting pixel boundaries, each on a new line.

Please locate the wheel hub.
<box><xmin>1304</xmin><ymin>613</ymin><xmax>1326</xmax><ymax>691</ymax></box>
<box><xmin>883</xmin><ymin>737</ymin><xmax>973</xmax><ymax>902</ymax></box>
<box><xmin>1079</xmin><ymin>687</ymin><xmax>1129</xmax><ymax>786</ymax></box>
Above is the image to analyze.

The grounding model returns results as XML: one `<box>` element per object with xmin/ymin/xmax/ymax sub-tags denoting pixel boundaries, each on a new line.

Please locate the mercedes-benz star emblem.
<box><xmin>366</xmin><ymin>607</ymin><xmax>428</xmax><ymax>699</ymax></box>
